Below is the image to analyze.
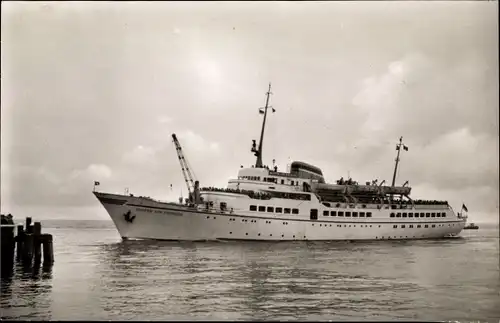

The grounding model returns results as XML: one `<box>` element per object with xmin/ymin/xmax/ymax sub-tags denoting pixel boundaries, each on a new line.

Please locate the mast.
<box><xmin>391</xmin><ymin>136</ymin><xmax>408</xmax><ymax>187</ymax></box>
<box><xmin>251</xmin><ymin>83</ymin><xmax>275</xmax><ymax>168</ymax></box>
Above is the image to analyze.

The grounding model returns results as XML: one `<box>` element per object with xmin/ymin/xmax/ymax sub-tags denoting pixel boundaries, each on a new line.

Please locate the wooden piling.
<box><xmin>1</xmin><ymin>224</ymin><xmax>16</xmax><ymax>276</ymax></box>
<box><xmin>4</xmin><ymin>215</ymin><xmax>55</xmax><ymax>274</ymax></box>
<box><xmin>16</xmin><ymin>225</ymin><xmax>25</xmax><ymax>261</ymax></box>
<box><xmin>41</xmin><ymin>234</ymin><xmax>54</xmax><ymax>265</ymax></box>
<box><xmin>33</xmin><ymin>222</ymin><xmax>42</xmax><ymax>265</ymax></box>
<box><xmin>25</xmin><ymin>217</ymin><xmax>32</xmax><ymax>234</ymax></box>
<box><xmin>23</xmin><ymin>233</ymin><xmax>34</xmax><ymax>265</ymax></box>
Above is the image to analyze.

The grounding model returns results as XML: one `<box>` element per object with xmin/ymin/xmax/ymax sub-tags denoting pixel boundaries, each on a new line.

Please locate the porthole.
<box><xmin>246</xmin><ymin>233</ymin><xmax>248</xmax><ymax>236</ymax></box>
<box><xmin>229</xmin><ymin>232</ymin><xmax>232</xmax><ymax>234</ymax></box>
<box><xmin>281</xmin><ymin>234</ymin><xmax>284</xmax><ymax>237</ymax></box>
<box><xmin>258</xmin><ymin>233</ymin><xmax>261</xmax><ymax>236</ymax></box>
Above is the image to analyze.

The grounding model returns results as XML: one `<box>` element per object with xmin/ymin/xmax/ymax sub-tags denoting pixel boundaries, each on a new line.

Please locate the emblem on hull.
<box><xmin>123</xmin><ymin>210</ymin><xmax>136</xmax><ymax>223</ymax></box>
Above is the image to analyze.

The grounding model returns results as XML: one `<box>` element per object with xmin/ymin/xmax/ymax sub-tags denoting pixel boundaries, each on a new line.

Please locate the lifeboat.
<box><xmin>313</xmin><ymin>182</ymin><xmax>411</xmax><ymax>196</ymax></box>
<box><xmin>380</xmin><ymin>186</ymin><xmax>411</xmax><ymax>195</ymax></box>
<box><xmin>313</xmin><ymin>183</ymin><xmax>347</xmax><ymax>194</ymax></box>
<box><xmin>348</xmin><ymin>185</ymin><xmax>380</xmax><ymax>194</ymax></box>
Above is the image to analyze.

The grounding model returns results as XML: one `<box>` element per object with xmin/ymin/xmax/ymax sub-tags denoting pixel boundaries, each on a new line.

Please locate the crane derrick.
<box><xmin>172</xmin><ymin>133</ymin><xmax>201</xmax><ymax>204</ymax></box>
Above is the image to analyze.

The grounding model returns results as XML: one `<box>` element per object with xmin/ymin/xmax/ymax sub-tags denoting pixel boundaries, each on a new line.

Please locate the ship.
<box><xmin>94</xmin><ymin>84</ymin><xmax>467</xmax><ymax>241</ymax></box>
<box><xmin>464</xmin><ymin>223</ymin><xmax>479</xmax><ymax>230</ymax></box>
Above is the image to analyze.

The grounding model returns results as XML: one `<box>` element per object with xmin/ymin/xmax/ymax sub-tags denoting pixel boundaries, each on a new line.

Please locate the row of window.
<box><xmin>390</xmin><ymin>212</ymin><xmax>446</xmax><ymax>218</ymax></box>
<box><xmin>229</xmin><ymin>231</ymin><xmax>304</xmax><ymax>238</ymax></box>
<box><xmin>248</xmin><ymin>206</ymin><xmax>449</xmax><ymax>221</ymax></box>
<box><xmin>267</xmin><ymin>191</ymin><xmax>311</xmax><ymax>201</ymax></box>
<box><xmin>264</xmin><ymin>177</ymin><xmax>278</xmax><ymax>183</ymax></box>
<box><xmin>226</xmin><ymin>232</ymin><xmax>441</xmax><ymax>240</ymax></box>
<box><xmin>394</xmin><ymin>224</ymin><xmax>436</xmax><ymax>228</ymax></box>
<box><xmin>249</xmin><ymin>205</ymin><xmax>300</xmax><ymax>214</ymax></box>
<box><xmin>240</xmin><ymin>176</ymin><xmax>260</xmax><ymax>181</ymax></box>
<box><xmin>239</xmin><ymin>176</ymin><xmax>301</xmax><ymax>186</ymax></box>
<box><xmin>208</xmin><ymin>216</ymin><xmax>457</xmax><ymax>228</ymax></box>
<box><xmin>213</xmin><ymin>216</ymin><xmax>455</xmax><ymax>229</ymax></box>
<box><xmin>322</xmin><ymin>210</ymin><xmax>373</xmax><ymax>217</ymax></box>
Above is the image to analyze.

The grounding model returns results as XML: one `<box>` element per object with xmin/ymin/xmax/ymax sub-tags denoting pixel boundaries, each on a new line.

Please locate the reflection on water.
<box><xmin>1</xmin><ymin>221</ymin><xmax>499</xmax><ymax>321</ymax></box>
<box><xmin>90</xmin><ymin>237</ymin><xmax>499</xmax><ymax>321</ymax></box>
<box><xmin>1</xmin><ymin>262</ymin><xmax>53</xmax><ymax>320</ymax></box>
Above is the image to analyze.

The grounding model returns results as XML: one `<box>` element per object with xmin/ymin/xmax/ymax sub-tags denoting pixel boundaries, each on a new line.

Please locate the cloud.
<box><xmin>103</xmin><ymin>129</ymin><xmax>222</xmax><ymax>200</ymax></box>
<box><xmin>122</xmin><ymin>145</ymin><xmax>157</xmax><ymax>166</ymax></box>
<box><xmin>353</xmin><ymin>53</ymin><xmax>430</xmax><ymax>135</ymax></box>
<box><xmin>411</xmin><ymin>183</ymin><xmax>499</xmax><ymax>221</ymax></box>
<box><xmin>176</xmin><ymin>130</ymin><xmax>220</xmax><ymax>153</ymax></box>
<box><xmin>1</xmin><ymin>164</ymin><xmax>113</xmax><ymax>207</ymax></box>
<box><xmin>66</xmin><ymin>164</ymin><xmax>112</xmax><ymax>184</ymax></box>
<box><xmin>405</xmin><ymin>128</ymin><xmax>498</xmax><ymax>190</ymax></box>
<box><xmin>158</xmin><ymin>116</ymin><xmax>172</xmax><ymax>124</ymax></box>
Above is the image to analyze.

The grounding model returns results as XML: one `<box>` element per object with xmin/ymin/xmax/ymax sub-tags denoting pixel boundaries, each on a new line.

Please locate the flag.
<box><xmin>259</xmin><ymin>108</ymin><xmax>264</xmax><ymax>114</ymax></box>
<box><xmin>94</xmin><ymin>181</ymin><xmax>100</xmax><ymax>186</ymax></box>
<box><xmin>462</xmin><ymin>204</ymin><xmax>468</xmax><ymax>212</ymax></box>
<box><xmin>403</xmin><ymin>145</ymin><xmax>408</xmax><ymax>151</ymax></box>
<box><xmin>396</xmin><ymin>145</ymin><xmax>400</xmax><ymax>151</ymax></box>
<box><xmin>272</xmin><ymin>107</ymin><xmax>276</xmax><ymax>113</ymax></box>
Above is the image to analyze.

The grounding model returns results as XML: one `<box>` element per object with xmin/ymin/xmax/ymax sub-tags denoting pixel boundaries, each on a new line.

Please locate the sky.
<box><xmin>1</xmin><ymin>1</ymin><xmax>498</xmax><ymax>223</ymax></box>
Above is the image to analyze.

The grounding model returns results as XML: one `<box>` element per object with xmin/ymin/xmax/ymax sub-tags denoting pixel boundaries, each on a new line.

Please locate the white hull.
<box><xmin>95</xmin><ymin>192</ymin><xmax>466</xmax><ymax>241</ymax></box>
